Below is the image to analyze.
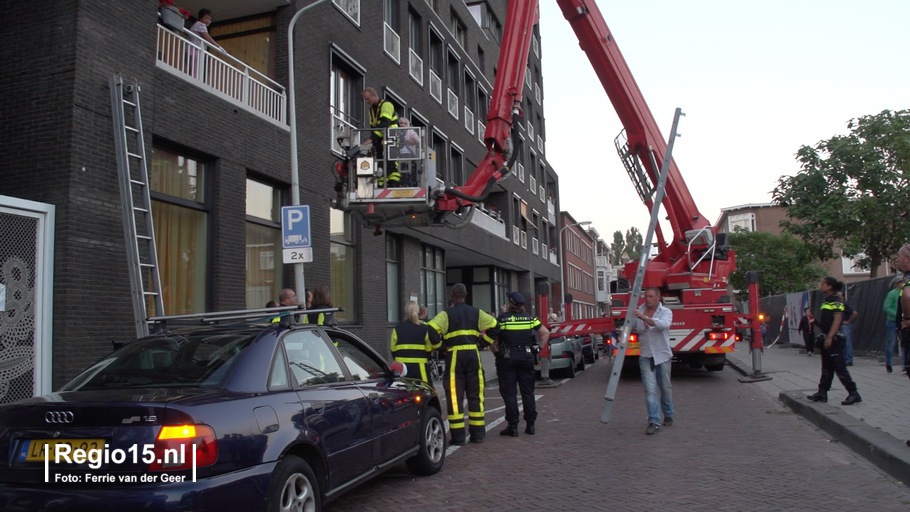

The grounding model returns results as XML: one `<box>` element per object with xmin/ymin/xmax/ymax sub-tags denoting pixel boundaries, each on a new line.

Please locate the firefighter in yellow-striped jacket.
<box><xmin>427</xmin><ymin>283</ymin><xmax>499</xmax><ymax>446</ymax></box>
<box><xmin>390</xmin><ymin>301</ymin><xmax>434</xmax><ymax>382</ymax></box>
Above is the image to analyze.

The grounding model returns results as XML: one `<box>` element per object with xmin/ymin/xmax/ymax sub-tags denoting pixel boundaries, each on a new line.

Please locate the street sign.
<box><xmin>281</xmin><ymin>206</ymin><xmax>311</xmax><ymax>248</ymax></box>
<box><xmin>283</xmin><ymin>247</ymin><xmax>313</xmax><ymax>264</ymax></box>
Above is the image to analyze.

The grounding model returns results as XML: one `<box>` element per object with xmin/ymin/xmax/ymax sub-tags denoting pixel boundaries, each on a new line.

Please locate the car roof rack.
<box><xmin>148</xmin><ymin>306</ymin><xmax>343</xmax><ymax>331</ymax></box>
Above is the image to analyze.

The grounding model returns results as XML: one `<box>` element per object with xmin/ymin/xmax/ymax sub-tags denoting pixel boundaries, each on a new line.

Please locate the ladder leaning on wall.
<box><xmin>109</xmin><ymin>75</ymin><xmax>165</xmax><ymax>338</ymax></box>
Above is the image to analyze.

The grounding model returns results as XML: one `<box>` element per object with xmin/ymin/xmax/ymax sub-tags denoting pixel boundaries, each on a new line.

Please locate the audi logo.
<box><xmin>45</xmin><ymin>411</ymin><xmax>75</xmax><ymax>424</ymax></box>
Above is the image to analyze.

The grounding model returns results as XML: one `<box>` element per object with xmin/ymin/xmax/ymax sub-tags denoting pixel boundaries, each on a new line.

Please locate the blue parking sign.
<box><xmin>281</xmin><ymin>206</ymin><xmax>311</xmax><ymax>248</ymax></box>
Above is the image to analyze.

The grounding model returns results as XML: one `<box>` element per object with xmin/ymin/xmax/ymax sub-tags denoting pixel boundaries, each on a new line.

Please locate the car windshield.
<box><xmin>60</xmin><ymin>331</ymin><xmax>259</xmax><ymax>391</ymax></box>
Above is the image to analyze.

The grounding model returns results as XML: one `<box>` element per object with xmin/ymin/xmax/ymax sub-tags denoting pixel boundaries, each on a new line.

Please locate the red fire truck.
<box><xmin>332</xmin><ymin>0</ymin><xmax>759</xmax><ymax>370</ymax></box>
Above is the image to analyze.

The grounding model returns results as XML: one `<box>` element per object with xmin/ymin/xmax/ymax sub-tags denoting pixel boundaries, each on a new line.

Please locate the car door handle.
<box><xmin>369</xmin><ymin>392</ymin><xmax>380</xmax><ymax>403</ymax></box>
<box><xmin>308</xmin><ymin>401</ymin><xmax>325</xmax><ymax>414</ymax></box>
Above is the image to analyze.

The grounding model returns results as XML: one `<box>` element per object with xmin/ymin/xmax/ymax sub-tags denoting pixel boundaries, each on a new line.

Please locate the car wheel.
<box><xmin>406</xmin><ymin>406</ymin><xmax>446</xmax><ymax>475</ymax></box>
<box><xmin>565</xmin><ymin>358</ymin><xmax>576</xmax><ymax>378</ymax></box>
<box><xmin>705</xmin><ymin>363</ymin><xmax>725</xmax><ymax>372</ymax></box>
<box><xmin>266</xmin><ymin>455</ymin><xmax>320</xmax><ymax>512</ymax></box>
<box><xmin>577</xmin><ymin>354</ymin><xmax>586</xmax><ymax>372</ymax></box>
<box><xmin>583</xmin><ymin>346</ymin><xmax>595</xmax><ymax>365</ymax></box>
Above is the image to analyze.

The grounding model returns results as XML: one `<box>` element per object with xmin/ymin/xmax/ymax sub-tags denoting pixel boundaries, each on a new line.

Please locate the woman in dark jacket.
<box><xmin>797</xmin><ymin>307</ymin><xmax>815</xmax><ymax>355</ymax></box>
<box><xmin>807</xmin><ymin>277</ymin><xmax>861</xmax><ymax>405</ymax></box>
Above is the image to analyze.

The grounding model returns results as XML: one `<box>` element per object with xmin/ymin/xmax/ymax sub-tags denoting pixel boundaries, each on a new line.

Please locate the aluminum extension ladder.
<box><xmin>110</xmin><ymin>75</ymin><xmax>164</xmax><ymax>337</ymax></box>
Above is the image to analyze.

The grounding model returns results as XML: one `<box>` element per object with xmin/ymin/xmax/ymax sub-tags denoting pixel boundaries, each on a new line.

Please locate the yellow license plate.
<box><xmin>390</xmin><ymin>189</ymin><xmax>416</xmax><ymax>198</ymax></box>
<box><xmin>22</xmin><ymin>439</ymin><xmax>106</xmax><ymax>462</ymax></box>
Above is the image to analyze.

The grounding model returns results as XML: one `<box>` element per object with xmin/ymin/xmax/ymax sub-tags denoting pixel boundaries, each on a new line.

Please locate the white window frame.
<box><xmin>727</xmin><ymin>212</ymin><xmax>756</xmax><ymax>232</ymax></box>
<box><xmin>527</xmin><ymin>119</ymin><xmax>535</xmax><ymax>140</ymax></box>
<box><xmin>517</xmin><ymin>162</ymin><xmax>525</xmax><ymax>183</ymax></box>
<box><xmin>333</xmin><ymin>0</ymin><xmax>360</xmax><ymax>26</ymax></box>
<box><xmin>409</xmin><ymin>48</ymin><xmax>423</xmax><ymax>85</ymax></box>
<box><xmin>429</xmin><ymin>70</ymin><xmax>443</xmax><ymax>103</ymax></box>
<box><xmin>447</xmin><ymin>88</ymin><xmax>459</xmax><ymax>119</ymax></box>
<box><xmin>464</xmin><ymin>106</ymin><xmax>475</xmax><ymax>134</ymax></box>
<box><xmin>532</xmin><ymin>237</ymin><xmax>539</xmax><ymax>255</ymax></box>
<box><xmin>384</xmin><ymin>22</ymin><xmax>401</xmax><ymax>64</ymax></box>
<box><xmin>477</xmin><ymin>120</ymin><xmax>485</xmax><ymax>143</ymax></box>
<box><xmin>520</xmin><ymin>230</ymin><xmax>527</xmax><ymax>249</ymax></box>
<box><xmin>841</xmin><ymin>252</ymin><xmax>870</xmax><ymax>276</ymax></box>
<box><xmin>529</xmin><ymin>174</ymin><xmax>537</xmax><ymax>193</ymax></box>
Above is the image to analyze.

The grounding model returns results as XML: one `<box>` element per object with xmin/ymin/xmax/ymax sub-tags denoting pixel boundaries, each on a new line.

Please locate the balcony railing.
<box><xmin>156</xmin><ymin>24</ymin><xmax>287</xmax><ymax>127</ymax></box>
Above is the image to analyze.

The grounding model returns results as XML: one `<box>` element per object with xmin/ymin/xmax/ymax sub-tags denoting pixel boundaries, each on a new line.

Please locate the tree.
<box><xmin>727</xmin><ymin>230</ymin><xmax>826</xmax><ymax>298</ymax></box>
<box><xmin>610</xmin><ymin>231</ymin><xmax>625</xmax><ymax>265</ymax></box>
<box><xmin>624</xmin><ymin>227</ymin><xmax>643</xmax><ymax>261</ymax></box>
<box><xmin>772</xmin><ymin>109</ymin><xmax>910</xmax><ymax>277</ymax></box>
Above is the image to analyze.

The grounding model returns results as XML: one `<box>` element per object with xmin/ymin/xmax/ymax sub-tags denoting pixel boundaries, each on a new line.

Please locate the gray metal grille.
<box><xmin>0</xmin><ymin>212</ymin><xmax>37</xmax><ymax>403</ymax></box>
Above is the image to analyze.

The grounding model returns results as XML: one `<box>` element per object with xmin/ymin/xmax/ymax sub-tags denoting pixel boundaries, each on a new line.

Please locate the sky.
<box><xmin>538</xmin><ymin>0</ymin><xmax>910</xmax><ymax>242</ymax></box>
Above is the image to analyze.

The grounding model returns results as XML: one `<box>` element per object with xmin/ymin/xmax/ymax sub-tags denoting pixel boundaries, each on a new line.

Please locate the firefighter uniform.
<box><xmin>390</xmin><ymin>320</ymin><xmax>434</xmax><ymax>382</ymax></box>
<box><xmin>367</xmin><ymin>99</ymin><xmax>400</xmax><ymax>187</ymax></box>
<box><xmin>427</xmin><ymin>295</ymin><xmax>499</xmax><ymax>445</ymax></box>
<box><xmin>495</xmin><ymin>292</ymin><xmax>547</xmax><ymax>436</ymax></box>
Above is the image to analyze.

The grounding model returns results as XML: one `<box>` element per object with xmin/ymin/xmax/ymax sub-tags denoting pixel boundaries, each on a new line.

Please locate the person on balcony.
<box><xmin>187</xmin><ymin>8</ymin><xmax>223</xmax><ymax>79</ymax></box>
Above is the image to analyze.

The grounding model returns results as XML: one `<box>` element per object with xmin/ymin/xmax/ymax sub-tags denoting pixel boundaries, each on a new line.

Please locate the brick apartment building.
<box><xmin>715</xmin><ymin>203</ymin><xmax>891</xmax><ymax>283</ymax></box>
<box><xmin>0</xmin><ymin>0</ymin><xmax>565</xmax><ymax>396</ymax></box>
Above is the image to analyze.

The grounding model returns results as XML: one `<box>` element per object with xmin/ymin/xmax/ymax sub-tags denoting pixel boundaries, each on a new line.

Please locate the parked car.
<box><xmin>0</xmin><ymin>308</ymin><xmax>446</xmax><ymax>512</ymax></box>
<box><xmin>538</xmin><ymin>335</ymin><xmax>585</xmax><ymax>378</ymax></box>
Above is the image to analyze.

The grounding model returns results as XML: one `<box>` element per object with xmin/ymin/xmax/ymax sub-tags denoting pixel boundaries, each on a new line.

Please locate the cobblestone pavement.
<box><xmin>327</xmin><ymin>352</ymin><xmax>910</xmax><ymax>511</ymax></box>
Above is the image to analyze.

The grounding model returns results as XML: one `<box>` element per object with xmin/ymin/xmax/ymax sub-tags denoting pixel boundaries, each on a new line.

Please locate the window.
<box><xmin>386</xmin><ymin>237</ymin><xmax>400</xmax><ymax>322</ymax></box>
<box><xmin>209</xmin><ymin>14</ymin><xmax>276</xmax><ymax>79</ymax></box>
<box><xmin>283</xmin><ymin>331</ymin><xmax>345</xmax><ymax>386</ymax></box>
<box><xmin>150</xmin><ymin>146</ymin><xmax>209</xmax><ymax>315</ymax></box>
<box><xmin>383</xmin><ymin>0</ymin><xmax>400</xmax><ymax>64</ymax></box>
<box><xmin>408</xmin><ymin>11</ymin><xmax>423</xmax><ymax>84</ymax></box>
<box><xmin>727</xmin><ymin>213</ymin><xmax>755</xmax><ymax>232</ymax></box>
<box><xmin>330</xmin><ymin>56</ymin><xmax>363</xmax><ymax>155</ymax></box>
<box><xmin>333</xmin><ymin>0</ymin><xmax>360</xmax><ymax>26</ymax></box>
<box><xmin>429</xmin><ymin>29</ymin><xmax>444</xmax><ymax>103</ymax></box>
<box><xmin>245</xmin><ymin>178</ymin><xmax>282</xmax><ymax>309</ymax></box>
<box><xmin>432</xmin><ymin>131</ymin><xmax>447</xmax><ymax>183</ymax></box>
<box><xmin>420</xmin><ymin>246</ymin><xmax>446</xmax><ymax>317</ymax></box>
<box><xmin>466</xmin><ymin>2</ymin><xmax>484</xmax><ymax>27</ymax></box>
<box><xmin>450</xmin><ymin>145</ymin><xmax>464</xmax><ymax>185</ymax></box>
<box><xmin>449</xmin><ymin>8</ymin><xmax>467</xmax><ymax>48</ymax></box>
<box><xmin>841</xmin><ymin>252</ymin><xmax>869</xmax><ymax>276</ymax></box>
<box><xmin>446</xmin><ymin>51</ymin><xmax>460</xmax><ymax>118</ymax></box>
<box><xmin>330</xmin><ymin>208</ymin><xmax>357</xmax><ymax>322</ymax></box>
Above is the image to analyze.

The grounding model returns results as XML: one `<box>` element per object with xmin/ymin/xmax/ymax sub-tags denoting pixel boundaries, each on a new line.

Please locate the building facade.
<box><xmin>0</xmin><ymin>0</ymin><xmax>562</xmax><ymax>392</ymax></box>
<box><xmin>715</xmin><ymin>203</ymin><xmax>891</xmax><ymax>284</ymax></box>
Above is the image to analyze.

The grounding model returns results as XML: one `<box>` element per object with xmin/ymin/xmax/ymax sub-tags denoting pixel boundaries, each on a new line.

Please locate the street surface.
<box><xmin>328</xmin><ymin>356</ymin><xmax>910</xmax><ymax>511</ymax></box>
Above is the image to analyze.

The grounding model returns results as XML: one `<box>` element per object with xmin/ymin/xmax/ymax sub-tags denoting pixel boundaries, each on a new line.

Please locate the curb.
<box><xmin>779</xmin><ymin>390</ymin><xmax>910</xmax><ymax>487</ymax></box>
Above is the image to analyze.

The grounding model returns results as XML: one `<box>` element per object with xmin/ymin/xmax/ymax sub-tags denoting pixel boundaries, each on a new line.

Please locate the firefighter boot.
<box><xmin>807</xmin><ymin>391</ymin><xmax>827</xmax><ymax>403</ymax></box>
<box><xmin>841</xmin><ymin>392</ymin><xmax>862</xmax><ymax>405</ymax></box>
<box><xmin>524</xmin><ymin>421</ymin><xmax>536</xmax><ymax>435</ymax></box>
<box><xmin>499</xmin><ymin>423</ymin><xmax>519</xmax><ymax>437</ymax></box>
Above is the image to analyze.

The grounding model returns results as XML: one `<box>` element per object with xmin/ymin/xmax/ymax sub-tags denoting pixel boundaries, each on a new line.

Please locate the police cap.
<box><xmin>507</xmin><ymin>291</ymin><xmax>525</xmax><ymax>306</ymax></box>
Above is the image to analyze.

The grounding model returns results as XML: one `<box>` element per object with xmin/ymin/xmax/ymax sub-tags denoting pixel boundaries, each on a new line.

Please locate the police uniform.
<box><xmin>427</xmin><ymin>293</ymin><xmax>499</xmax><ymax>445</ymax></box>
<box><xmin>808</xmin><ymin>292</ymin><xmax>860</xmax><ymax>404</ymax></box>
<box><xmin>367</xmin><ymin>99</ymin><xmax>400</xmax><ymax>187</ymax></box>
<box><xmin>495</xmin><ymin>292</ymin><xmax>545</xmax><ymax>436</ymax></box>
<box><xmin>896</xmin><ymin>273</ymin><xmax>910</xmax><ymax>375</ymax></box>
<box><xmin>390</xmin><ymin>320</ymin><xmax>434</xmax><ymax>382</ymax></box>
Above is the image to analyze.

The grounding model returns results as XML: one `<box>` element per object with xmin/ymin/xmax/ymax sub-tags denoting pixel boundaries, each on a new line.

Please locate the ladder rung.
<box><xmin>125</xmin><ymin>125</ymin><xmax>139</xmax><ymax>133</ymax></box>
<box><xmin>127</xmin><ymin>152</ymin><xmax>144</xmax><ymax>160</ymax></box>
<box><xmin>143</xmin><ymin>291</ymin><xmax>160</xmax><ymax>297</ymax></box>
<box><xmin>137</xmin><ymin>235</ymin><xmax>152</xmax><ymax>241</ymax></box>
<box><xmin>130</xmin><ymin>179</ymin><xmax>147</xmax><ymax>186</ymax></box>
<box><xmin>123</xmin><ymin>99</ymin><xmax>137</xmax><ymax>108</ymax></box>
<box><xmin>140</xmin><ymin>263</ymin><xmax>156</xmax><ymax>268</ymax></box>
<box><xmin>134</xmin><ymin>207</ymin><xmax>148</xmax><ymax>214</ymax></box>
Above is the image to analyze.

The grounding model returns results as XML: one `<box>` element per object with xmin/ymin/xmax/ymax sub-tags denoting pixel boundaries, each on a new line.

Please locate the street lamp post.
<box><xmin>558</xmin><ymin>220</ymin><xmax>591</xmax><ymax>322</ymax></box>
<box><xmin>287</xmin><ymin>0</ymin><xmax>329</xmax><ymax>298</ymax></box>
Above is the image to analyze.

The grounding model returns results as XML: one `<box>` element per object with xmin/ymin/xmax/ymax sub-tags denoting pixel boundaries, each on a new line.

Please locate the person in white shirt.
<box><xmin>631</xmin><ymin>287</ymin><xmax>674</xmax><ymax>435</ymax></box>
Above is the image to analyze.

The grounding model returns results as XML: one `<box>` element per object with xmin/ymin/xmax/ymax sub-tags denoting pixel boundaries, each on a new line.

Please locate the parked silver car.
<box><xmin>537</xmin><ymin>335</ymin><xmax>585</xmax><ymax>378</ymax></box>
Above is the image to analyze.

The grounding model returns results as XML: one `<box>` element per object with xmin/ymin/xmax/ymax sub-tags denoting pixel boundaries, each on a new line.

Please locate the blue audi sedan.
<box><xmin>0</xmin><ymin>308</ymin><xmax>446</xmax><ymax>511</ymax></box>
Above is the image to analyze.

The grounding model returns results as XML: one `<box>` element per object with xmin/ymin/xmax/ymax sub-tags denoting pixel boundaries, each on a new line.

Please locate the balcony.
<box><xmin>470</xmin><ymin>205</ymin><xmax>506</xmax><ymax>239</ymax></box>
<box><xmin>156</xmin><ymin>24</ymin><xmax>287</xmax><ymax>127</ymax></box>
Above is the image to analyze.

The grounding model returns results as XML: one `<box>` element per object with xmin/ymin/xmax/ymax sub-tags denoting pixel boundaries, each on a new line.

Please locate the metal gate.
<box><xmin>0</xmin><ymin>195</ymin><xmax>55</xmax><ymax>403</ymax></box>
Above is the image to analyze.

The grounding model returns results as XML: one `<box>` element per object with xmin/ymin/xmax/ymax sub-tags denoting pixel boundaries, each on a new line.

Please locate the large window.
<box><xmin>245</xmin><ymin>178</ymin><xmax>282</xmax><ymax>308</ymax></box>
<box><xmin>387</xmin><ymin>237</ymin><xmax>400</xmax><ymax>323</ymax></box>
<box><xmin>150</xmin><ymin>147</ymin><xmax>209</xmax><ymax>315</ymax></box>
<box><xmin>727</xmin><ymin>213</ymin><xmax>756</xmax><ymax>232</ymax></box>
<box><xmin>333</xmin><ymin>0</ymin><xmax>360</xmax><ymax>26</ymax></box>
<box><xmin>330</xmin><ymin>209</ymin><xmax>356</xmax><ymax>322</ymax></box>
<box><xmin>421</xmin><ymin>246</ymin><xmax>446</xmax><ymax>317</ymax></box>
<box><xmin>331</xmin><ymin>57</ymin><xmax>363</xmax><ymax>155</ymax></box>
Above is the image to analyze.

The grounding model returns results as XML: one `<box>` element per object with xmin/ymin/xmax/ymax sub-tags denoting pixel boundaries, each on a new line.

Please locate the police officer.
<box><xmin>496</xmin><ymin>292</ymin><xmax>549</xmax><ymax>436</ymax></box>
<box><xmin>390</xmin><ymin>301</ymin><xmax>434</xmax><ymax>382</ymax></box>
<box><xmin>361</xmin><ymin>87</ymin><xmax>400</xmax><ymax>187</ymax></box>
<box><xmin>807</xmin><ymin>276</ymin><xmax>861</xmax><ymax>405</ymax></box>
<box><xmin>427</xmin><ymin>283</ymin><xmax>499</xmax><ymax>445</ymax></box>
